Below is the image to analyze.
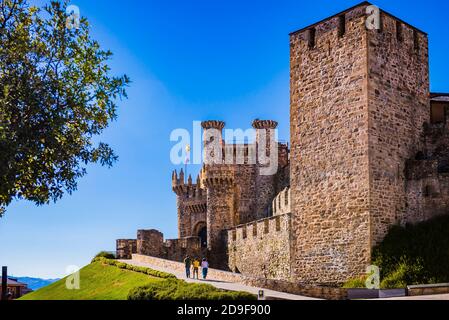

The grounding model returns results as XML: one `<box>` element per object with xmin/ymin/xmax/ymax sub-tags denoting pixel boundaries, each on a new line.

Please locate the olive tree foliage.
<box><xmin>0</xmin><ymin>0</ymin><xmax>130</xmax><ymax>216</ymax></box>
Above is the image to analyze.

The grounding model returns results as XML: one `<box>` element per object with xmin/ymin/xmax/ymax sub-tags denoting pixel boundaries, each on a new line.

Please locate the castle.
<box><xmin>117</xmin><ymin>2</ymin><xmax>449</xmax><ymax>285</ymax></box>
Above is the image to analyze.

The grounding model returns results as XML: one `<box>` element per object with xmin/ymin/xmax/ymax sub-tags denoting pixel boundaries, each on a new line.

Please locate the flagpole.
<box><xmin>185</xmin><ymin>144</ymin><xmax>191</xmax><ymax>183</ymax></box>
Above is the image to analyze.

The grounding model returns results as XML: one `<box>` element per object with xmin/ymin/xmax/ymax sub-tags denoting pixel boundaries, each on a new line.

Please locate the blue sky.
<box><xmin>1</xmin><ymin>0</ymin><xmax>448</xmax><ymax>278</ymax></box>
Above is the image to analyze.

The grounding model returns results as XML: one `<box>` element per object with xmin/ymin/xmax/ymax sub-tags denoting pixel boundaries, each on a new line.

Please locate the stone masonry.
<box><xmin>227</xmin><ymin>213</ymin><xmax>292</xmax><ymax>280</ymax></box>
<box><xmin>118</xmin><ymin>2</ymin><xmax>448</xmax><ymax>287</ymax></box>
<box><xmin>116</xmin><ymin>239</ymin><xmax>137</xmax><ymax>260</ymax></box>
<box><xmin>290</xmin><ymin>1</ymin><xmax>436</xmax><ymax>285</ymax></box>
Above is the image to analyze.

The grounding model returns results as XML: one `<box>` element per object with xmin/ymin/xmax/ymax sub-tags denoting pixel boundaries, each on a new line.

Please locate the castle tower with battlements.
<box><xmin>167</xmin><ymin>120</ymin><xmax>290</xmax><ymax>268</ymax></box>
<box><xmin>290</xmin><ymin>1</ymin><xmax>430</xmax><ymax>284</ymax></box>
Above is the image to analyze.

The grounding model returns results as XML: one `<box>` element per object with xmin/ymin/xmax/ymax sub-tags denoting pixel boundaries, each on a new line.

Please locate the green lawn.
<box><xmin>20</xmin><ymin>261</ymin><xmax>164</xmax><ymax>300</ymax></box>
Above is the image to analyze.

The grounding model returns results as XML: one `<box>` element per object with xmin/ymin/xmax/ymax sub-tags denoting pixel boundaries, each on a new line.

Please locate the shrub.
<box><xmin>380</xmin><ymin>259</ymin><xmax>425</xmax><ymax>289</ymax></box>
<box><xmin>92</xmin><ymin>251</ymin><xmax>115</xmax><ymax>262</ymax></box>
<box><xmin>127</xmin><ymin>280</ymin><xmax>256</xmax><ymax>301</ymax></box>
<box><xmin>372</xmin><ymin>214</ymin><xmax>449</xmax><ymax>288</ymax></box>
<box><xmin>342</xmin><ymin>276</ymin><xmax>368</xmax><ymax>289</ymax></box>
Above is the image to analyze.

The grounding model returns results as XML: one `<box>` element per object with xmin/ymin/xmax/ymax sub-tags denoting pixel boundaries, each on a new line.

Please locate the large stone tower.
<box><xmin>290</xmin><ymin>2</ymin><xmax>430</xmax><ymax>284</ymax></box>
<box><xmin>200</xmin><ymin>121</ymin><xmax>236</xmax><ymax>268</ymax></box>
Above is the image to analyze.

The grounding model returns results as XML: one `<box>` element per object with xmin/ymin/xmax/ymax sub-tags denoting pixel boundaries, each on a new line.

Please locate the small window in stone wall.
<box><xmin>264</xmin><ymin>219</ymin><xmax>270</xmax><ymax>234</ymax></box>
<box><xmin>424</xmin><ymin>185</ymin><xmax>441</xmax><ymax>198</ymax></box>
<box><xmin>232</xmin><ymin>230</ymin><xmax>237</xmax><ymax>241</ymax></box>
<box><xmin>413</xmin><ymin>29</ymin><xmax>419</xmax><ymax>52</ymax></box>
<box><xmin>415</xmin><ymin>151</ymin><xmax>426</xmax><ymax>161</ymax></box>
<box><xmin>338</xmin><ymin>15</ymin><xmax>346</xmax><ymax>38</ymax></box>
<box><xmin>423</xmin><ymin>185</ymin><xmax>433</xmax><ymax>198</ymax></box>
<box><xmin>276</xmin><ymin>216</ymin><xmax>281</xmax><ymax>232</ymax></box>
<box><xmin>242</xmin><ymin>226</ymin><xmax>247</xmax><ymax>239</ymax></box>
<box><xmin>308</xmin><ymin>28</ymin><xmax>316</xmax><ymax>49</ymax></box>
<box><xmin>396</xmin><ymin>21</ymin><xmax>403</xmax><ymax>42</ymax></box>
<box><xmin>253</xmin><ymin>223</ymin><xmax>258</xmax><ymax>237</ymax></box>
<box><xmin>438</xmin><ymin>160</ymin><xmax>449</xmax><ymax>174</ymax></box>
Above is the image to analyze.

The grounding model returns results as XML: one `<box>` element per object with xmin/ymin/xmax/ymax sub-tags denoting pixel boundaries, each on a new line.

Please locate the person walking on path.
<box><xmin>184</xmin><ymin>256</ymin><xmax>192</xmax><ymax>279</ymax></box>
<box><xmin>192</xmin><ymin>258</ymin><xmax>200</xmax><ymax>279</ymax></box>
<box><xmin>201</xmin><ymin>258</ymin><xmax>209</xmax><ymax>280</ymax></box>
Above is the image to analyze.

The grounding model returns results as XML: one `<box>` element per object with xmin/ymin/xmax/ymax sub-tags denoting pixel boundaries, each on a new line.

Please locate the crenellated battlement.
<box><xmin>200</xmin><ymin>119</ymin><xmax>287</xmax><ymax>167</ymax></box>
<box><xmin>272</xmin><ymin>187</ymin><xmax>291</xmax><ymax>216</ymax></box>
<box><xmin>227</xmin><ymin>213</ymin><xmax>291</xmax><ymax>242</ymax></box>
<box><xmin>200</xmin><ymin>164</ymin><xmax>235</xmax><ymax>187</ymax></box>
<box><xmin>227</xmin><ymin>213</ymin><xmax>292</xmax><ymax>279</ymax></box>
<box><xmin>252</xmin><ymin>119</ymin><xmax>278</xmax><ymax>130</ymax></box>
<box><xmin>201</xmin><ymin>120</ymin><xmax>226</xmax><ymax>131</ymax></box>
<box><xmin>290</xmin><ymin>1</ymin><xmax>426</xmax><ymax>56</ymax></box>
<box><xmin>172</xmin><ymin>170</ymin><xmax>207</xmax><ymax>199</ymax></box>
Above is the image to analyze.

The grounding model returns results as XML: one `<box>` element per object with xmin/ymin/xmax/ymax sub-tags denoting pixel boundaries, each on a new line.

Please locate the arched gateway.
<box><xmin>193</xmin><ymin>222</ymin><xmax>207</xmax><ymax>248</ymax></box>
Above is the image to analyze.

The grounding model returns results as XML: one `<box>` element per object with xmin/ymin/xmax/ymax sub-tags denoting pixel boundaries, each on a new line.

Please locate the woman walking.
<box><xmin>201</xmin><ymin>258</ymin><xmax>209</xmax><ymax>280</ymax></box>
<box><xmin>192</xmin><ymin>258</ymin><xmax>200</xmax><ymax>279</ymax></box>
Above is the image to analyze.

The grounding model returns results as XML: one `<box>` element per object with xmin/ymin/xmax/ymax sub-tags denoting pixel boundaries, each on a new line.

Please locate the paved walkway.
<box><xmin>119</xmin><ymin>259</ymin><xmax>320</xmax><ymax>300</ymax></box>
<box><xmin>375</xmin><ymin>294</ymin><xmax>449</xmax><ymax>300</ymax></box>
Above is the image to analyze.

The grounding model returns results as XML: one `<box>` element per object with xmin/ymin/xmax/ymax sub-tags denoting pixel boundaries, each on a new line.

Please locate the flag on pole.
<box><xmin>185</xmin><ymin>144</ymin><xmax>191</xmax><ymax>165</ymax></box>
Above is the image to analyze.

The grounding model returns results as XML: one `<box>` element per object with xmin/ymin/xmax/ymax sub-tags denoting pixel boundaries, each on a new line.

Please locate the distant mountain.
<box><xmin>12</xmin><ymin>277</ymin><xmax>59</xmax><ymax>291</ymax></box>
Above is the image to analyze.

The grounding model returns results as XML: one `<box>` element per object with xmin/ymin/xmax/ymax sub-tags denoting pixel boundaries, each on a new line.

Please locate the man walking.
<box><xmin>184</xmin><ymin>256</ymin><xmax>192</xmax><ymax>278</ymax></box>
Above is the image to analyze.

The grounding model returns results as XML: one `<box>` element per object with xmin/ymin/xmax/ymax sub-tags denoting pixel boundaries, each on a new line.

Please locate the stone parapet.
<box><xmin>200</xmin><ymin>164</ymin><xmax>235</xmax><ymax>187</ymax></box>
<box><xmin>407</xmin><ymin>283</ymin><xmax>449</xmax><ymax>296</ymax></box>
<box><xmin>116</xmin><ymin>239</ymin><xmax>137</xmax><ymax>260</ymax></box>
<box><xmin>137</xmin><ymin>230</ymin><xmax>164</xmax><ymax>257</ymax></box>
<box><xmin>272</xmin><ymin>187</ymin><xmax>291</xmax><ymax>216</ymax></box>
<box><xmin>227</xmin><ymin>214</ymin><xmax>292</xmax><ymax>280</ymax></box>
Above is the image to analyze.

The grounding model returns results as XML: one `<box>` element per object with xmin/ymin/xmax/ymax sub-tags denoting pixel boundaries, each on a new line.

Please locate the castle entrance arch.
<box><xmin>193</xmin><ymin>222</ymin><xmax>207</xmax><ymax>248</ymax></box>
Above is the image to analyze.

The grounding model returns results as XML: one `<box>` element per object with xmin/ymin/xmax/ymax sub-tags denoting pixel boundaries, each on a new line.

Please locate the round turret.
<box><xmin>252</xmin><ymin>119</ymin><xmax>278</xmax><ymax>130</ymax></box>
<box><xmin>201</xmin><ymin>120</ymin><xmax>225</xmax><ymax>130</ymax></box>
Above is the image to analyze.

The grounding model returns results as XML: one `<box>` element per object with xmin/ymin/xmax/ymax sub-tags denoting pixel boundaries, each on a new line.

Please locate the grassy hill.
<box><xmin>20</xmin><ymin>261</ymin><xmax>164</xmax><ymax>300</ymax></box>
<box><xmin>21</xmin><ymin>258</ymin><xmax>256</xmax><ymax>300</ymax></box>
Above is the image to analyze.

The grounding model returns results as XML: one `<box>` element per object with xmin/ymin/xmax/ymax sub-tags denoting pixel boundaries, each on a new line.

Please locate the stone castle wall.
<box><xmin>227</xmin><ymin>213</ymin><xmax>292</xmax><ymax>280</ymax></box>
<box><xmin>116</xmin><ymin>239</ymin><xmax>137</xmax><ymax>259</ymax></box>
<box><xmin>132</xmin><ymin>230</ymin><xmax>205</xmax><ymax>262</ymax></box>
<box><xmin>290</xmin><ymin>5</ymin><xmax>372</xmax><ymax>284</ymax></box>
<box><xmin>405</xmin><ymin>100</ymin><xmax>449</xmax><ymax>223</ymax></box>
<box><xmin>290</xmin><ymin>2</ymin><xmax>434</xmax><ymax>285</ymax></box>
<box><xmin>137</xmin><ymin>230</ymin><xmax>164</xmax><ymax>257</ymax></box>
<box><xmin>272</xmin><ymin>187</ymin><xmax>291</xmax><ymax>216</ymax></box>
<box><xmin>367</xmin><ymin>12</ymin><xmax>430</xmax><ymax>244</ymax></box>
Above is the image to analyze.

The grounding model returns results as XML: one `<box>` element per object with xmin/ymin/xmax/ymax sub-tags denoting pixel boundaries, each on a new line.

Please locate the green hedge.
<box><xmin>128</xmin><ymin>280</ymin><xmax>257</xmax><ymax>301</ymax></box>
<box><xmin>93</xmin><ymin>257</ymin><xmax>177</xmax><ymax>280</ymax></box>
<box><xmin>372</xmin><ymin>215</ymin><xmax>449</xmax><ymax>288</ymax></box>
